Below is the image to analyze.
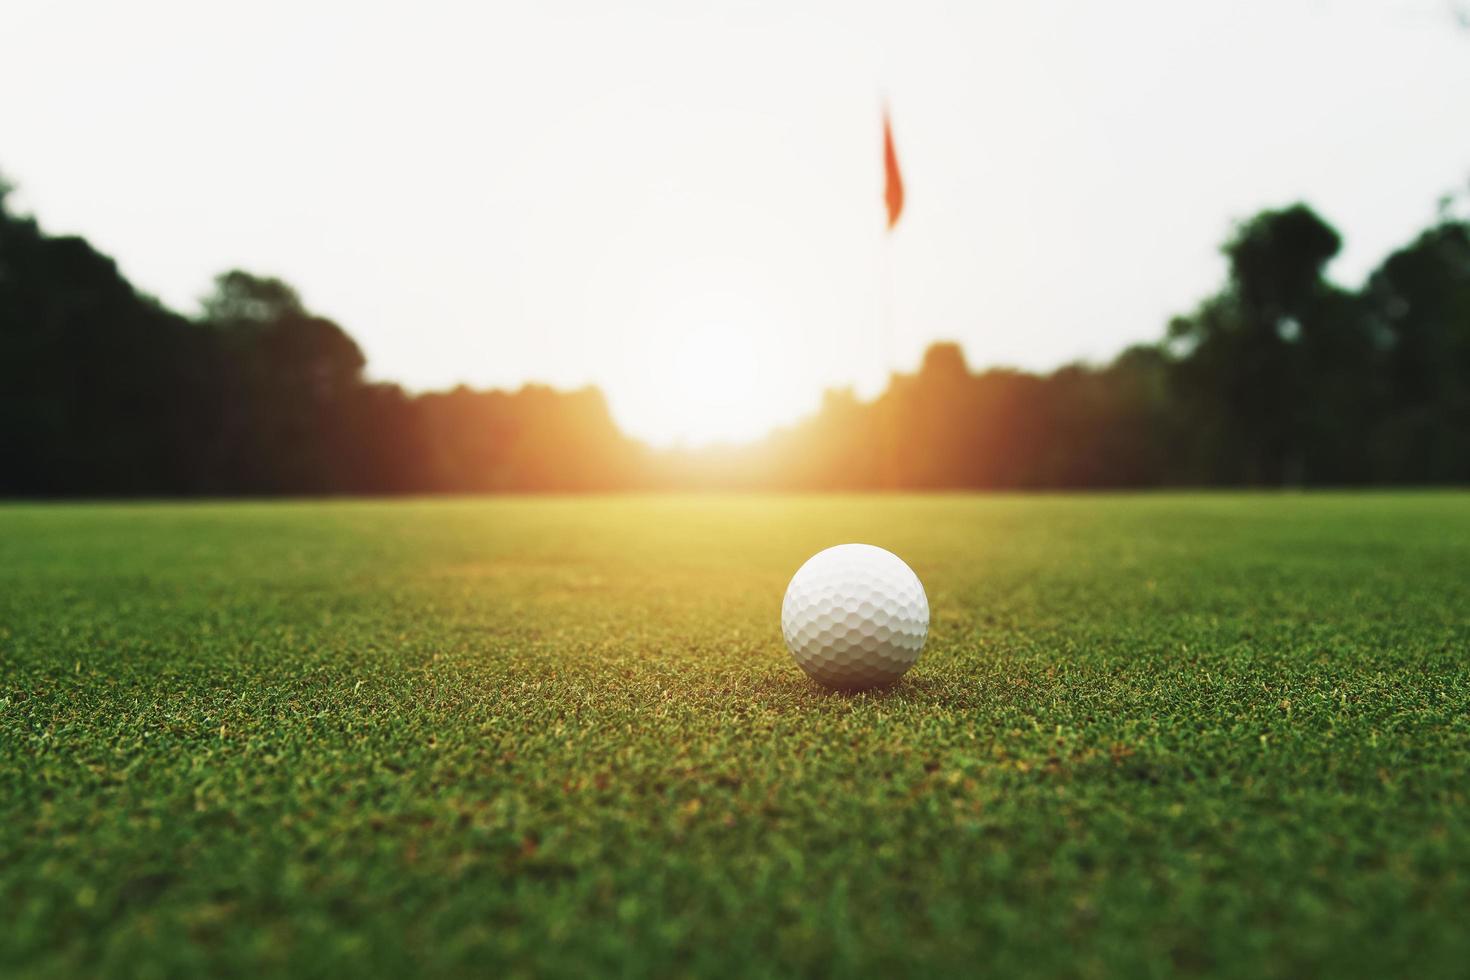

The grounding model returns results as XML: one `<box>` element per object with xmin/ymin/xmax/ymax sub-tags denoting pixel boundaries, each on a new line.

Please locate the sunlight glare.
<box><xmin>607</xmin><ymin>311</ymin><xmax>815</xmax><ymax>448</ymax></box>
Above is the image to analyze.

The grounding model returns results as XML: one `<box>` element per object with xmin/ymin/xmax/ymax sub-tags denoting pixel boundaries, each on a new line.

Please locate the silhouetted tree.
<box><xmin>197</xmin><ymin>271</ymin><xmax>368</xmax><ymax>491</ymax></box>
<box><xmin>1362</xmin><ymin>220</ymin><xmax>1470</xmax><ymax>481</ymax></box>
<box><xmin>0</xmin><ymin>182</ymin><xmax>206</xmax><ymax>494</ymax></box>
<box><xmin>1165</xmin><ymin>205</ymin><xmax>1367</xmax><ymax>485</ymax></box>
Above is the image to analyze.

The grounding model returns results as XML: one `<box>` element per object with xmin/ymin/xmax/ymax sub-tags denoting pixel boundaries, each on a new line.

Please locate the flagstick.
<box><xmin>878</xmin><ymin>95</ymin><xmax>894</xmax><ymax>384</ymax></box>
<box><xmin>880</xmin><ymin>228</ymin><xmax>895</xmax><ymax>382</ymax></box>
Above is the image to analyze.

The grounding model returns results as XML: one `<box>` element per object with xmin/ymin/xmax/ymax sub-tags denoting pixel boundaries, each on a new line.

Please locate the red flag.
<box><xmin>883</xmin><ymin>110</ymin><xmax>904</xmax><ymax>230</ymax></box>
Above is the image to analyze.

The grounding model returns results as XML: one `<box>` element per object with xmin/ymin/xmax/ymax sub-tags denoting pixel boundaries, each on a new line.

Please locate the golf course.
<box><xmin>3</xmin><ymin>493</ymin><xmax>1467</xmax><ymax>977</ymax></box>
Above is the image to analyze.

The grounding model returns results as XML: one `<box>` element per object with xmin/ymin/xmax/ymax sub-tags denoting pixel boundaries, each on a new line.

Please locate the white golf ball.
<box><xmin>780</xmin><ymin>543</ymin><xmax>929</xmax><ymax>689</ymax></box>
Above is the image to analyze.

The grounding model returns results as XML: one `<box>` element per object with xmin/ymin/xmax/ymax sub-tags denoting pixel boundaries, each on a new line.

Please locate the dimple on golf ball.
<box><xmin>781</xmin><ymin>543</ymin><xmax>929</xmax><ymax>689</ymax></box>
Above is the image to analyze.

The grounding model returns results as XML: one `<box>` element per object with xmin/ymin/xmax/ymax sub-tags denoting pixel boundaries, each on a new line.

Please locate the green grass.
<box><xmin>2</xmin><ymin>494</ymin><xmax>1468</xmax><ymax>978</ymax></box>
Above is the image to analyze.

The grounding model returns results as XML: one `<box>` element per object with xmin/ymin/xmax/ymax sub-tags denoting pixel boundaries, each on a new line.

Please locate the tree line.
<box><xmin>715</xmin><ymin>203</ymin><xmax>1469</xmax><ymax>489</ymax></box>
<box><xmin>2</xmin><ymin>176</ymin><xmax>1467</xmax><ymax>495</ymax></box>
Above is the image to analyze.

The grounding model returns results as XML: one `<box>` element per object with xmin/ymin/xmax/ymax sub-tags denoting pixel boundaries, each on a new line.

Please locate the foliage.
<box><xmin>3</xmin><ymin>181</ymin><xmax>1470</xmax><ymax>492</ymax></box>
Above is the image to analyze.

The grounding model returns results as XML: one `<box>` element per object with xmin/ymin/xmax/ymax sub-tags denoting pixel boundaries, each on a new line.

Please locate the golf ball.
<box><xmin>781</xmin><ymin>543</ymin><xmax>929</xmax><ymax>689</ymax></box>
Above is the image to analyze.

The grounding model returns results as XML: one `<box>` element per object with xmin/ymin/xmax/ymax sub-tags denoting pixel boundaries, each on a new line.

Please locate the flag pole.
<box><xmin>880</xmin><ymin>215</ymin><xmax>895</xmax><ymax>381</ymax></box>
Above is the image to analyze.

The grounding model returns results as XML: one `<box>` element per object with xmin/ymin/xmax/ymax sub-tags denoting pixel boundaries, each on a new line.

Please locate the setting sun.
<box><xmin>670</xmin><ymin>323</ymin><xmax>765</xmax><ymax>442</ymax></box>
<box><xmin>605</xmin><ymin>302</ymin><xmax>824</xmax><ymax>448</ymax></box>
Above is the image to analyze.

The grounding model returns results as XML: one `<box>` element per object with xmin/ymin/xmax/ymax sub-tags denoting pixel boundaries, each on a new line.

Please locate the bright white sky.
<box><xmin>5</xmin><ymin>0</ymin><xmax>1470</xmax><ymax>445</ymax></box>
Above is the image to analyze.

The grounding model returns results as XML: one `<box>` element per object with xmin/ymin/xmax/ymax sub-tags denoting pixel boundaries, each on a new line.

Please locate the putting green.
<box><xmin>3</xmin><ymin>494</ymin><xmax>1467</xmax><ymax>977</ymax></box>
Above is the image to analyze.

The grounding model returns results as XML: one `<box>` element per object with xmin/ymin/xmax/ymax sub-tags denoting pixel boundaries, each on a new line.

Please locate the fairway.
<box><xmin>3</xmin><ymin>494</ymin><xmax>1469</xmax><ymax>977</ymax></box>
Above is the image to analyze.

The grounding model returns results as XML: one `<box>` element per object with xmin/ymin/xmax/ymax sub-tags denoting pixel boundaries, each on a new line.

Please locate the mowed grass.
<box><xmin>2</xmin><ymin>494</ymin><xmax>1468</xmax><ymax>979</ymax></box>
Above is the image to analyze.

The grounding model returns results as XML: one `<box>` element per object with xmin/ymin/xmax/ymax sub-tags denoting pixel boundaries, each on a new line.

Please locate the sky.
<box><xmin>5</xmin><ymin>0</ymin><xmax>1470</xmax><ymax>446</ymax></box>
